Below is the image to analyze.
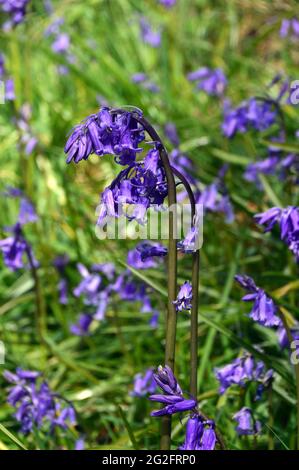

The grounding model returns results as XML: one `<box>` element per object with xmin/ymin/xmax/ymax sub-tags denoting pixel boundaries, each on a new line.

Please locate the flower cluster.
<box><xmin>159</xmin><ymin>0</ymin><xmax>176</xmax><ymax>8</ymax></box>
<box><xmin>65</xmin><ymin>107</ymin><xmax>145</xmax><ymax>165</ymax></box>
<box><xmin>70</xmin><ymin>262</ymin><xmax>161</xmax><ymax>335</ymax></box>
<box><xmin>45</xmin><ymin>17</ymin><xmax>75</xmax><ymax>75</ymax></box>
<box><xmin>97</xmin><ymin>151</ymin><xmax>167</xmax><ymax>225</ymax></box>
<box><xmin>235</xmin><ymin>274</ymin><xmax>281</xmax><ymax>327</ymax></box>
<box><xmin>280</xmin><ymin>17</ymin><xmax>299</xmax><ymax>39</ymax></box>
<box><xmin>149</xmin><ymin>366</ymin><xmax>217</xmax><ymax>450</ymax></box>
<box><xmin>0</xmin><ymin>53</ymin><xmax>15</xmax><ymax>101</ymax></box>
<box><xmin>254</xmin><ymin>206</ymin><xmax>299</xmax><ymax>263</ymax></box>
<box><xmin>15</xmin><ymin>104</ymin><xmax>38</xmax><ymax>155</ymax></box>
<box><xmin>65</xmin><ymin>108</ymin><xmax>169</xmax><ymax>225</ymax></box>
<box><xmin>139</xmin><ymin>17</ymin><xmax>161</xmax><ymax>48</ymax></box>
<box><xmin>187</xmin><ymin>67</ymin><xmax>227</xmax><ymax>97</ymax></box>
<box><xmin>233</xmin><ymin>407</ymin><xmax>261</xmax><ymax>436</ymax></box>
<box><xmin>173</xmin><ymin>281</ymin><xmax>193</xmax><ymax>312</ymax></box>
<box><xmin>149</xmin><ymin>365</ymin><xmax>196</xmax><ymax>416</ymax></box>
<box><xmin>4</xmin><ymin>369</ymin><xmax>76</xmax><ymax>434</ymax></box>
<box><xmin>179</xmin><ymin>415</ymin><xmax>216</xmax><ymax>450</ymax></box>
<box><xmin>244</xmin><ymin>153</ymin><xmax>299</xmax><ymax>188</ymax></box>
<box><xmin>131</xmin><ymin>369</ymin><xmax>157</xmax><ymax>397</ymax></box>
<box><xmin>222</xmin><ymin>97</ymin><xmax>278</xmax><ymax>138</ymax></box>
<box><xmin>215</xmin><ymin>352</ymin><xmax>273</xmax><ymax>398</ymax></box>
<box><xmin>215</xmin><ymin>353</ymin><xmax>271</xmax><ymax>437</ymax></box>
<box><xmin>127</xmin><ymin>241</ymin><xmax>167</xmax><ymax>270</ymax></box>
<box><xmin>131</xmin><ymin>73</ymin><xmax>160</xmax><ymax>94</ymax></box>
<box><xmin>0</xmin><ymin>0</ymin><xmax>30</xmax><ymax>30</ymax></box>
<box><xmin>0</xmin><ymin>188</ymin><xmax>38</xmax><ymax>271</ymax></box>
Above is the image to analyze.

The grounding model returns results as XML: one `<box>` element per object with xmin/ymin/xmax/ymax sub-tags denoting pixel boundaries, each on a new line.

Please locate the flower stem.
<box><xmin>133</xmin><ymin>114</ymin><xmax>178</xmax><ymax>450</ymax></box>
<box><xmin>170</xmin><ymin>166</ymin><xmax>200</xmax><ymax>399</ymax></box>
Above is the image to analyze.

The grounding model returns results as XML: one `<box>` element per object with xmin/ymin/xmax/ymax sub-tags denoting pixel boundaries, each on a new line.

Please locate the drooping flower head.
<box><xmin>3</xmin><ymin>368</ymin><xmax>76</xmax><ymax>434</ymax></box>
<box><xmin>233</xmin><ymin>407</ymin><xmax>261</xmax><ymax>436</ymax></box>
<box><xmin>173</xmin><ymin>281</ymin><xmax>193</xmax><ymax>311</ymax></box>
<box><xmin>127</xmin><ymin>241</ymin><xmax>167</xmax><ymax>270</ymax></box>
<box><xmin>235</xmin><ymin>274</ymin><xmax>280</xmax><ymax>327</ymax></box>
<box><xmin>131</xmin><ymin>369</ymin><xmax>157</xmax><ymax>397</ymax></box>
<box><xmin>254</xmin><ymin>206</ymin><xmax>299</xmax><ymax>263</ymax></box>
<box><xmin>280</xmin><ymin>18</ymin><xmax>299</xmax><ymax>39</ymax></box>
<box><xmin>179</xmin><ymin>415</ymin><xmax>217</xmax><ymax>450</ymax></box>
<box><xmin>187</xmin><ymin>67</ymin><xmax>227</xmax><ymax>97</ymax></box>
<box><xmin>214</xmin><ymin>352</ymin><xmax>273</xmax><ymax>397</ymax></box>
<box><xmin>0</xmin><ymin>223</ymin><xmax>34</xmax><ymax>271</ymax></box>
<box><xmin>139</xmin><ymin>17</ymin><xmax>161</xmax><ymax>48</ymax></box>
<box><xmin>65</xmin><ymin>107</ymin><xmax>145</xmax><ymax>165</ymax></box>
<box><xmin>70</xmin><ymin>313</ymin><xmax>93</xmax><ymax>336</ymax></box>
<box><xmin>222</xmin><ymin>97</ymin><xmax>278</xmax><ymax>138</ymax></box>
<box><xmin>0</xmin><ymin>0</ymin><xmax>30</xmax><ymax>30</ymax></box>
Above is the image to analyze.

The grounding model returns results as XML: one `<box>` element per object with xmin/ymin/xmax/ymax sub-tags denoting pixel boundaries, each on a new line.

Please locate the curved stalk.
<box><xmin>171</xmin><ymin>166</ymin><xmax>200</xmax><ymax>400</ymax></box>
<box><xmin>131</xmin><ymin>113</ymin><xmax>178</xmax><ymax>450</ymax></box>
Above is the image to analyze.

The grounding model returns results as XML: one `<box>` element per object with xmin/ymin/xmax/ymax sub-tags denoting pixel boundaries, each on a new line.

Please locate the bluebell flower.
<box><xmin>3</xmin><ymin>368</ymin><xmax>77</xmax><ymax>434</ymax></box>
<box><xmin>215</xmin><ymin>353</ymin><xmax>273</xmax><ymax>396</ymax></box>
<box><xmin>51</xmin><ymin>33</ymin><xmax>70</xmax><ymax>54</ymax></box>
<box><xmin>187</xmin><ymin>67</ymin><xmax>227</xmax><ymax>97</ymax></box>
<box><xmin>233</xmin><ymin>407</ymin><xmax>261</xmax><ymax>436</ymax></box>
<box><xmin>164</xmin><ymin>123</ymin><xmax>180</xmax><ymax>147</ymax></box>
<box><xmin>235</xmin><ymin>274</ymin><xmax>280</xmax><ymax>327</ymax></box>
<box><xmin>254</xmin><ymin>206</ymin><xmax>299</xmax><ymax>263</ymax></box>
<box><xmin>0</xmin><ymin>0</ymin><xmax>30</xmax><ymax>30</ymax></box>
<box><xmin>0</xmin><ymin>223</ymin><xmax>35</xmax><ymax>271</ymax></box>
<box><xmin>131</xmin><ymin>369</ymin><xmax>157</xmax><ymax>397</ymax></box>
<box><xmin>65</xmin><ymin>107</ymin><xmax>145</xmax><ymax>165</ymax></box>
<box><xmin>70</xmin><ymin>313</ymin><xmax>93</xmax><ymax>336</ymax></box>
<box><xmin>127</xmin><ymin>241</ymin><xmax>167</xmax><ymax>270</ymax></box>
<box><xmin>179</xmin><ymin>415</ymin><xmax>217</xmax><ymax>450</ymax></box>
<box><xmin>75</xmin><ymin>438</ymin><xmax>85</xmax><ymax>450</ymax></box>
<box><xmin>222</xmin><ymin>98</ymin><xmax>277</xmax><ymax>138</ymax></box>
<box><xmin>149</xmin><ymin>366</ymin><xmax>196</xmax><ymax>417</ymax></box>
<box><xmin>139</xmin><ymin>17</ymin><xmax>161</xmax><ymax>48</ymax></box>
<box><xmin>131</xmin><ymin>73</ymin><xmax>160</xmax><ymax>93</ymax></box>
<box><xmin>280</xmin><ymin>18</ymin><xmax>299</xmax><ymax>39</ymax></box>
<box><xmin>159</xmin><ymin>0</ymin><xmax>176</xmax><ymax>7</ymax></box>
<box><xmin>173</xmin><ymin>281</ymin><xmax>192</xmax><ymax>311</ymax></box>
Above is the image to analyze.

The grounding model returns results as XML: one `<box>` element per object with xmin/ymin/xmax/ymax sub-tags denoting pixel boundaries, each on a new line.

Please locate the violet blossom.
<box><xmin>187</xmin><ymin>67</ymin><xmax>227</xmax><ymax>97</ymax></box>
<box><xmin>149</xmin><ymin>365</ymin><xmax>196</xmax><ymax>416</ymax></box>
<box><xmin>214</xmin><ymin>352</ymin><xmax>273</xmax><ymax>397</ymax></box>
<box><xmin>173</xmin><ymin>281</ymin><xmax>192</xmax><ymax>311</ymax></box>
<box><xmin>254</xmin><ymin>206</ymin><xmax>299</xmax><ymax>263</ymax></box>
<box><xmin>127</xmin><ymin>241</ymin><xmax>167</xmax><ymax>270</ymax></box>
<box><xmin>0</xmin><ymin>223</ymin><xmax>34</xmax><ymax>271</ymax></box>
<box><xmin>139</xmin><ymin>17</ymin><xmax>161</xmax><ymax>48</ymax></box>
<box><xmin>159</xmin><ymin>0</ymin><xmax>176</xmax><ymax>8</ymax></box>
<box><xmin>131</xmin><ymin>73</ymin><xmax>160</xmax><ymax>93</ymax></box>
<box><xmin>70</xmin><ymin>313</ymin><xmax>93</xmax><ymax>336</ymax></box>
<box><xmin>222</xmin><ymin>97</ymin><xmax>278</xmax><ymax>138</ymax></box>
<box><xmin>131</xmin><ymin>369</ymin><xmax>157</xmax><ymax>397</ymax></box>
<box><xmin>3</xmin><ymin>368</ymin><xmax>76</xmax><ymax>434</ymax></box>
<box><xmin>233</xmin><ymin>407</ymin><xmax>261</xmax><ymax>436</ymax></box>
<box><xmin>280</xmin><ymin>18</ymin><xmax>299</xmax><ymax>39</ymax></box>
<box><xmin>0</xmin><ymin>53</ymin><xmax>15</xmax><ymax>101</ymax></box>
<box><xmin>179</xmin><ymin>415</ymin><xmax>217</xmax><ymax>450</ymax></box>
<box><xmin>235</xmin><ymin>274</ymin><xmax>280</xmax><ymax>327</ymax></box>
<box><xmin>0</xmin><ymin>0</ymin><xmax>30</xmax><ymax>30</ymax></box>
